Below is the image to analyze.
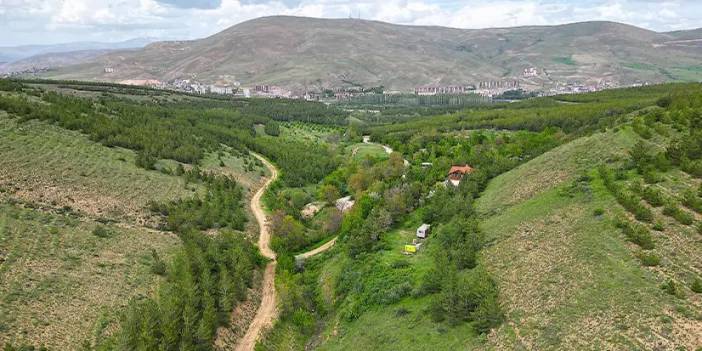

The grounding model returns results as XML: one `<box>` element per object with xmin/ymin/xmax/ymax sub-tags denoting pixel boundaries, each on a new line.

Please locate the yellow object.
<box><xmin>404</xmin><ymin>245</ymin><xmax>416</xmax><ymax>253</ymax></box>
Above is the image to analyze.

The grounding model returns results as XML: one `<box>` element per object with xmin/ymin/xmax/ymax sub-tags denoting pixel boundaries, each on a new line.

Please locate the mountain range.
<box><xmin>35</xmin><ymin>16</ymin><xmax>702</xmax><ymax>91</ymax></box>
<box><xmin>0</xmin><ymin>38</ymin><xmax>155</xmax><ymax>74</ymax></box>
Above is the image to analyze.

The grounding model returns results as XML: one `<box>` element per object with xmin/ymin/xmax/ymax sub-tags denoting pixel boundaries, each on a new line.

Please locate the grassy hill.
<box><xmin>0</xmin><ymin>81</ymin><xmax>275</xmax><ymax>349</ymax></box>
<box><xmin>0</xmin><ymin>115</ymin><xmax>191</xmax><ymax>348</ymax></box>
<box><xmin>44</xmin><ymin>16</ymin><xmax>702</xmax><ymax>91</ymax></box>
<box><xmin>477</xmin><ymin>127</ymin><xmax>702</xmax><ymax>349</ymax></box>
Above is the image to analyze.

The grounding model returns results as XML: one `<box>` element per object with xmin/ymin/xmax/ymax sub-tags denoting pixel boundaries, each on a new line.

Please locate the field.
<box><xmin>0</xmin><ymin>86</ymin><xmax>272</xmax><ymax>349</ymax></box>
<box><xmin>346</xmin><ymin>143</ymin><xmax>389</xmax><ymax>161</ymax></box>
<box><xmin>278</xmin><ymin>122</ymin><xmax>343</xmax><ymax>145</ymax></box>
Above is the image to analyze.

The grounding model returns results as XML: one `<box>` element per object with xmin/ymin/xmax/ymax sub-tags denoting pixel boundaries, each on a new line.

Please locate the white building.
<box><xmin>416</xmin><ymin>224</ymin><xmax>431</xmax><ymax>239</ymax></box>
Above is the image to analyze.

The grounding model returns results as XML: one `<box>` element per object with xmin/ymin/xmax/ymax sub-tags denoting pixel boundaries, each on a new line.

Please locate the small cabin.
<box><xmin>447</xmin><ymin>165</ymin><xmax>474</xmax><ymax>186</ymax></box>
<box><xmin>416</xmin><ymin>223</ymin><xmax>431</xmax><ymax>239</ymax></box>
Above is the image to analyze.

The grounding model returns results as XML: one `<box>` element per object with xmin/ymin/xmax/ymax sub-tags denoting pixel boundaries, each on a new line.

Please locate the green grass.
<box><xmin>475</xmin><ymin>129</ymin><xmax>701</xmax><ymax>350</ymax></box>
<box><xmin>317</xmin><ymin>296</ymin><xmax>482</xmax><ymax>351</ymax></box>
<box><xmin>477</xmin><ymin>127</ymin><xmax>637</xmax><ymax>214</ymax></box>
<box><xmin>0</xmin><ymin>202</ymin><xmax>180</xmax><ymax>349</ymax></box>
<box><xmin>279</xmin><ymin>121</ymin><xmax>342</xmax><ymax>145</ymax></box>
<box><xmin>0</xmin><ymin>115</ymin><xmax>196</xmax><ymax>223</ymax></box>
<box><xmin>309</xmin><ymin>211</ymin><xmax>484</xmax><ymax>350</ymax></box>
<box><xmin>346</xmin><ymin>143</ymin><xmax>389</xmax><ymax>161</ymax></box>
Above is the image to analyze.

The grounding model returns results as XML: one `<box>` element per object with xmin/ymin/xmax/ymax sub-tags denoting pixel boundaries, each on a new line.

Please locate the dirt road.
<box><xmin>235</xmin><ymin>153</ymin><xmax>278</xmax><ymax>351</ymax></box>
<box><xmin>295</xmin><ymin>237</ymin><xmax>338</xmax><ymax>260</ymax></box>
<box><xmin>235</xmin><ymin>153</ymin><xmax>340</xmax><ymax>350</ymax></box>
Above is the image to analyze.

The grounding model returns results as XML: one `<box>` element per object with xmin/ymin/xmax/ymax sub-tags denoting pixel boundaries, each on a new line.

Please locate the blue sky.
<box><xmin>1</xmin><ymin>0</ymin><xmax>701</xmax><ymax>46</ymax></box>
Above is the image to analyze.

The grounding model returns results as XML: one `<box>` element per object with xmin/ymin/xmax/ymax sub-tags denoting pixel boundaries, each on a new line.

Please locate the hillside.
<box><xmin>478</xmin><ymin>127</ymin><xmax>702</xmax><ymax>350</ymax></box>
<box><xmin>0</xmin><ymin>38</ymin><xmax>153</xmax><ymax>64</ymax></box>
<box><xmin>44</xmin><ymin>16</ymin><xmax>702</xmax><ymax>91</ymax></box>
<box><xmin>0</xmin><ymin>49</ymin><xmax>117</xmax><ymax>74</ymax></box>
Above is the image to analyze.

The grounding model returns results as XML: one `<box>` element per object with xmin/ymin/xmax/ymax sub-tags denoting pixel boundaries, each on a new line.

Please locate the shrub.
<box><xmin>642</xmin><ymin>186</ymin><xmax>665</xmax><ymax>207</ymax></box>
<box><xmin>638</xmin><ymin>252</ymin><xmax>661</xmax><ymax>266</ymax></box>
<box><xmin>661</xmin><ymin>279</ymin><xmax>685</xmax><ymax>299</ymax></box>
<box><xmin>663</xmin><ymin>203</ymin><xmax>694</xmax><ymax>225</ymax></box>
<box><xmin>593</xmin><ymin>208</ymin><xmax>605</xmax><ymax>216</ymax></box>
<box><xmin>642</xmin><ymin>170</ymin><xmax>662</xmax><ymax>184</ymax></box>
<box><xmin>395</xmin><ymin>307</ymin><xmax>410</xmax><ymax>317</ymax></box>
<box><xmin>620</xmin><ymin>221</ymin><xmax>655</xmax><ymax>250</ymax></box>
<box><xmin>613</xmin><ymin>190</ymin><xmax>653</xmax><ymax>222</ymax></box>
<box><xmin>691</xmin><ymin>278</ymin><xmax>702</xmax><ymax>294</ymax></box>
<box><xmin>653</xmin><ymin>221</ymin><xmax>665</xmax><ymax>231</ymax></box>
<box><xmin>656</xmin><ymin>95</ymin><xmax>672</xmax><ymax>108</ymax></box>
<box><xmin>682</xmin><ymin>159</ymin><xmax>702</xmax><ymax>178</ymax></box>
<box><xmin>681</xmin><ymin>190</ymin><xmax>702</xmax><ymax>213</ymax></box>
<box><xmin>150</xmin><ymin>249</ymin><xmax>167</xmax><ymax>276</ymax></box>
<box><xmin>92</xmin><ymin>225</ymin><xmax>112</xmax><ymax>238</ymax></box>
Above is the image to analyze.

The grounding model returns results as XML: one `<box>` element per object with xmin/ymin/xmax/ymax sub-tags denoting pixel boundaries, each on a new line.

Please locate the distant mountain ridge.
<box><xmin>41</xmin><ymin>16</ymin><xmax>702</xmax><ymax>91</ymax></box>
<box><xmin>0</xmin><ymin>38</ymin><xmax>155</xmax><ymax>63</ymax></box>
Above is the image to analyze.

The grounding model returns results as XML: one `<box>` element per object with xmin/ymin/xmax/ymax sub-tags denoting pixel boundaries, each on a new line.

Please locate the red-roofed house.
<box><xmin>447</xmin><ymin>165</ymin><xmax>474</xmax><ymax>186</ymax></box>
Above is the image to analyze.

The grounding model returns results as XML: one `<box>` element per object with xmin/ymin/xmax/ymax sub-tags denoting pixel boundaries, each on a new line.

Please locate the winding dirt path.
<box><xmin>295</xmin><ymin>237</ymin><xmax>338</xmax><ymax>260</ymax></box>
<box><xmin>235</xmin><ymin>153</ymin><xmax>278</xmax><ymax>351</ymax></box>
<box><xmin>235</xmin><ymin>153</ymin><xmax>342</xmax><ymax>350</ymax></box>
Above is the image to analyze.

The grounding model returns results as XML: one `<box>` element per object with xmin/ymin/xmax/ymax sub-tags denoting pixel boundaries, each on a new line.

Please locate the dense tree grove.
<box><xmin>241</xmin><ymin>98</ymin><xmax>348</xmax><ymax>125</ymax></box>
<box><xmin>0</xmin><ymin>79</ymin><xmax>342</xmax><ymax>187</ymax></box>
<box><xmin>368</xmin><ymin>84</ymin><xmax>695</xmax><ymax>146</ymax></box>
<box><xmin>105</xmin><ymin>231</ymin><xmax>261</xmax><ymax>351</ymax></box>
<box><xmin>149</xmin><ymin>167</ymin><xmax>247</xmax><ymax>232</ymax></box>
<box><xmin>250</xmin><ymin>136</ymin><xmax>339</xmax><ymax>186</ymax></box>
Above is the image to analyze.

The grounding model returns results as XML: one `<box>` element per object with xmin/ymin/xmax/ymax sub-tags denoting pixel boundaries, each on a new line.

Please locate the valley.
<box><xmin>0</xmin><ymin>77</ymin><xmax>701</xmax><ymax>351</ymax></box>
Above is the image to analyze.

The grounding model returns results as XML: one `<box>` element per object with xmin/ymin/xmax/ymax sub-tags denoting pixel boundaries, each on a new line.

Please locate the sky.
<box><xmin>1</xmin><ymin>0</ymin><xmax>702</xmax><ymax>46</ymax></box>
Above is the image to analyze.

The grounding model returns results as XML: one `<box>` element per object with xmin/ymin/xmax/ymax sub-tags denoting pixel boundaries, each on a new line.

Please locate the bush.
<box><xmin>642</xmin><ymin>170</ymin><xmax>662</xmax><ymax>184</ymax></box>
<box><xmin>642</xmin><ymin>186</ymin><xmax>665</xmax><ymax>207</ymax></box>
<box><xmin>653</xmin><ymin>221</ymin><xmax>665</xmax><ymax>231</ymax></box>
<box><xmin>92</xmin><ymin>225</ymin><xmax>112</xmax><ymax>238</ymax></box>
<box><xmin>661</xmin><ymin>279</ymin><xmax>685</xmax><ymax>299</ymax></box>
<box><xmin>663</xmin><ymin>203</ymin><xmax>694</xmax><ymax>225</ymax></box>
<box><xmin>681</xmin><ymin>190</ymin><xmax>702</xmax><ymax>213</ymax></box>
<box><xmin>150</xmin><ymin>249</ymin><xmax>167</xmax><ymax>276</ymax></box>
<box><xmin>638</xmin><ymin>252</ymin><xmax>661</xmax><ymax>266</ymax></box>
<box><xmin>620</xmin><ymin>221</ymin><xmax>655</xmax><ymax>250</ymax></box>
<box><xmin>593</xmin><ymin>208</ymin><xmax>605</xmax><ymax>216</ymax></box>
<box><xmin>691</xmin><ymin>278</ymin><xmax>702</xmax><ymax>294</ymax></box>
<box><xmin>656</xmin><ymin>95</ymin><xmax>672</xmax><ymax>108</ymax></box>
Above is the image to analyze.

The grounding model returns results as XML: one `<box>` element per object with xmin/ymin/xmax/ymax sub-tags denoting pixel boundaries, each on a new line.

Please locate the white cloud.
<box><xmin>0</xmin><ymin>0</ymin><xmax>700</xmax><ymax>46</ymax></box>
